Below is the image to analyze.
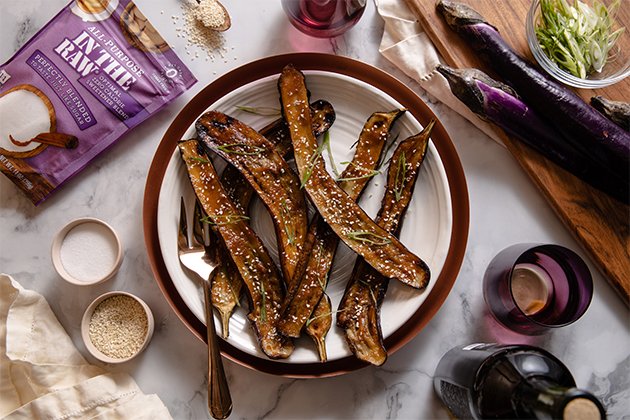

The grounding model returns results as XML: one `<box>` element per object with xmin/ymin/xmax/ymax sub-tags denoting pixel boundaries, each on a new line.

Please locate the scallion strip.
<box><xmin>337</xmin><ymin>161</ymin><xmax>380</xmax><ymax>181</ymax></box>
<box><xmin>201</xmin><ymin>214</ymin><xmax>250</xmax><ymax>225</ymax></box>
<box><xmin>280</xmin><ymin>198</ymin><xmax>295</xmax><ymax>246</ymax></box>
<box><xmin>536</xmin><ymin>0</ymin><xmax>625</xmax><ymax>78</ymax></box>
<box><xmin>235</xmin><ymin>105</ymin><xmax>281</xmax><ymax>116</ymax></box>
<box><xmin>394</xmin><ymin>151</ymin><xmax>406</xmax><ymax>201</ymax></box>
<box><xmin>346</xmin><ymin>231</ymin><xmax>392</xmax><ymax>246</ymax></box>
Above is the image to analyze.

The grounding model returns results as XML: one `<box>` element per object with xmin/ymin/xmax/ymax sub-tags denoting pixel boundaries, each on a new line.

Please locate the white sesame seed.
<box><xmin>89</xmin><ymin>295</ymin><xmax>148</xmax><ymax>359</ymax></box>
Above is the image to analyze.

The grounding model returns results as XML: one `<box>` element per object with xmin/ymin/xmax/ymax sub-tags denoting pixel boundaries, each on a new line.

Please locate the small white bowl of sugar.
<box><xmin>81</xmin><ymin>291</ymin><xmax>155</xmax><ymax>363</ymax></box>
<box><xmin>51</xmin><ymin>218</ymin><xmax>124</xmax><ymax>285</ymax></box>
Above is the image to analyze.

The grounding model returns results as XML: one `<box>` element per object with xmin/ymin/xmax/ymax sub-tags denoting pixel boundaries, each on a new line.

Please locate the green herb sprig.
<box><xmin>201</xmin><ymin>214</ymin><xmax>250</xmax><ymax>225</ymax></box>
<box><xmin>235</xmin><ymin>105</ymin><xmax>281</xmax><ymax>116</ymax></box>
<box><xmin>394</xmin><ymin>150</ymin><xmax>407</xmax><ymax>201</ymax></box>
<box><xmin>337</xmin><ymin>161</ymin><xmax>380</xmax><ymax>182</ymax></box>
<box><xmin>300</xmin><ymin>143</ymin><xmax>324</xmax><ymax>189</ymax></box>
<box><xmin>280</xmin><ymin>199</ymin><xmax>295</xmax><ymax>246</ymax></box>
<box><xmin>347</xmin><ymin>231</ymin><xmax>392</xmax><ymax>246</ymax></box>
<box><xmin>187</xmin><ymin>156</ymin><xmax>210</xmax><ymax>163</ymax></box>
<box><xmin>322</xmin><ymin>131</ymin><xmax>341</xmax><ymax>179</ymax></box>
<box><xmin>306</xmin><ymin>309</ymin><xmax>346</xmax><ymax>327</ymax></box>
<box><xmin>358</xmin><ymin>279</ymin><xmax>378</xmax><ymax>306</ymax></box>
<box><xmin>259</xmin><ymin>279</ymin><xmax>266</xmax><ymax>323</ymax></box>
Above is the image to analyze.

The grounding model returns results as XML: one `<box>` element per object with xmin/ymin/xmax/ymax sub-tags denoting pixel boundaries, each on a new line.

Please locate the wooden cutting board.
<box><xmin>405</xmin><ymin>0</ymin><xmax>630</xmax><ymax>306</ymax></box>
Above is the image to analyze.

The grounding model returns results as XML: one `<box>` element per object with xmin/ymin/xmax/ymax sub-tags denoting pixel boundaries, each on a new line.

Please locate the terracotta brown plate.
<box><xmin>143</xmin><ymin>53</ymin><xmax>469</xmax><ymax>377</ymax></box>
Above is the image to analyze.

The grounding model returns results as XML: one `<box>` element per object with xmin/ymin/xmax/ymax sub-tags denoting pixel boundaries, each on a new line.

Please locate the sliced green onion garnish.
<box><xmin>259</xmin><ymin>278</ymin><xmax>266</xmax><ymax>323</ymax></box>
<box><xmin>235</xmin><ymin>105</ymin><xmax>281</xmax><ymax>116</ymax></box>
<box><xmin>300</xmin><ymin>143</ymin><xmax>324</xmax><ymax>189</ymax></box>
<box><xmin>394</xmin><ymin>150</ymin><xmax>406</xmax><ymax>201</ymax></box>
<box><xmin>187</xmin><ymin>156</ymin><xmax>210</xmax><ymax>163</ymax></box>
<box><xmin>358</xmin><ymin>279</ymin><xmax>378</xmax><ymax>306</ymax></box>
<box><xmin>346</xmin><ymin>231</ymin><xmax>392</xmax><ymax>246</ymax></box>
<box><xmin>337</xmin><ymin>161</ymin><xmax>380</xmax><ymax>182</ymax></box>
<box><xmin>536</xmin><ymin>0</ymin><xmax>625</xmax><ymax>78</ymax></box>
<box><xmin>306</xmin><ymin>309</ymin><xmax>346</xmax><ymax>327</ymax></box>
<box><xmin>201</xmin><ymin>214</ymin><xmax>250</xmax><ymax>225</ymax></box>
<box><xmin>322</xmin><ymin>131</ymin><xmax>341</xmax><ymax>179</ymax></box>
<box><xmin>280</xmin><ymin>198</ymin><xmax>295</xmax><ymax>246</ymax></box>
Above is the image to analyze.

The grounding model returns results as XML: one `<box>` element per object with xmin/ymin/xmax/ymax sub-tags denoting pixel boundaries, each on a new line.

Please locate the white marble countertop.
<box><xmin>1</xmin><ymin>0</ymin><xmax>628</xmax><ymax>419</ymax></box>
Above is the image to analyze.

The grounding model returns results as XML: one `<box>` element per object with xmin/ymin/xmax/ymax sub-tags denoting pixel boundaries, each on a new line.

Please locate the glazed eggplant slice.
<box><xmin>196</xmin><ymin>111</ymin><xmax>309</xmax><ymax>284</ymax></box>
<box><xmin>178</xmin><ymin>139</ymin><xmax>293</xmax><ymax>359</ymax></box>
<box><xmin>211</xmin><ymin>100</ymin><xmax>336</xmax><ymax>338</ymax></box>
<box><xmin>190</xmin><ymin>199</ymin><xmax>242</xmax><ymax>339</ymax></box>
<box><xmin>278</xmin><ymin>63</ymin><xmax>430</xmax><ymax>290</ymax></box>
<box><xmin>338</xmin><ymin>261</ymin><xmax>390</xmax><ymax>366</ymax></box>
<box><xmin>305</xmin><ymin>293</ymin><xmax>332</xmax><ymax>362</ymax></box>
<box><xmin>338</xmin><ymin>120</ymin><xmax>435</xmax><ymax>366</ymax></box>
<box><xmin>207</xmin><ymin>227</ymin><xmax>243</xmax><ymax>338</ymax></box>
<box><xmin>279</xmin><ymin>109</ymin><xmax>406</xmax><ymax>342</ymax></box>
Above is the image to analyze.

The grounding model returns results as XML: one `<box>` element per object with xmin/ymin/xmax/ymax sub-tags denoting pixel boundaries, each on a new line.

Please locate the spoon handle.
<box><xmin>203</xmin><ymin>273</ymin><xmax>233</xmax><ymax>419</ymax></box>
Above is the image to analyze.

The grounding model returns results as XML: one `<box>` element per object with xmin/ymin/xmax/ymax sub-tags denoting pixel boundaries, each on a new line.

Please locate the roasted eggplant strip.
<box><xmin>178</xmin><ymin>139</ymin><xmax>293</xmax><ymax>359</ymax></box>
<box><xmin>337</xmin><ymin>120</ymin><xmax>435</xmax><ymax>366</ymax></box>
<box><xmin>208</xmin><ymin>229</ymin><xmax>243</xmax><ymax>338</ymax></box>
<box><xmin>210</xmin><ymin>100</ymin><xmax>336</xmax><ymax>338</ymax></box>
<box><xmin>305</xmin><ymin>293</ymin><xmax>332</xmax><ymax>362</ymax></box>
<box><xmin>278</xmin><ymin>64</ymin><xmax>430</xmax><ymax>290</ymax></box>
<box><xmin>279</xmin><ymin>109</ymin><xmax>406</xmax><ymax>341</ymax></box>
<box><xmin>190</xmin><ymin>199</ymin><xmax>242</xmax><ymax>339</ymax></box>
<box><xmin>338</xmin><ymin>262</ymin><xmax>390</xmax><ymax>366</ymax></box>
<box><xmin>196</xmin><ymin>111</ymin><xmax>309</xmax><ymax>284</ymax></box>
<box><xmin>216</xmin><ymin>100</ymin><xmax>336</xmax><ymax>216</ymax></box>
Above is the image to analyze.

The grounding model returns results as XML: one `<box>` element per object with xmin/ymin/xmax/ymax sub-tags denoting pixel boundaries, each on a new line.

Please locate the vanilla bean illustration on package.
<box><xmin>0</xmin><ymin>0</ymin><xmax>196</xmax><ymax>205</ymax></box>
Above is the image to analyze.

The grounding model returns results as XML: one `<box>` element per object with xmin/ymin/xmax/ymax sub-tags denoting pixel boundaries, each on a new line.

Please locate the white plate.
<box><xmin>157</xmin><ymin>71</ymin><xmax>453</xmax><ymax>363</ymax></box>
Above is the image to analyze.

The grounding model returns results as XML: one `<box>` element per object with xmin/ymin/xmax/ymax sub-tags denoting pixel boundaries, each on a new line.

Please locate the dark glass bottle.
<box><xmin>434</xmin><ymin>343</ymin><xmax>606</xmax><ymax>419</ymax></box>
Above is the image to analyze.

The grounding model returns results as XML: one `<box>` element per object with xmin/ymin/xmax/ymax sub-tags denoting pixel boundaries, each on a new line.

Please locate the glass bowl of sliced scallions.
<box><xmin>527</xmin><ymin>0</ymin><xmax>630</xmax><ymax>88</ymax></box>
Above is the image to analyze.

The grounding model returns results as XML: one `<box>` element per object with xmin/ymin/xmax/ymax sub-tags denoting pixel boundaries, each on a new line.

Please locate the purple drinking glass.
<box><xmin>281</xmin><ymin>0</ymin><xmax>366</xmax><ymax>38</ymax></box>
<box><xmin>483</xmin><ymin>244</ymin><xmax>593</xmax><ymax>335</ymax></box>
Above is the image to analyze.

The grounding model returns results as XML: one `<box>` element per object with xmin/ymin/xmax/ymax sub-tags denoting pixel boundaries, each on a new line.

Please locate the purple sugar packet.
<box><xmin>0</xmin><ymin>0</ymin><xmax>196</xmax><ymax>205</ymax></box>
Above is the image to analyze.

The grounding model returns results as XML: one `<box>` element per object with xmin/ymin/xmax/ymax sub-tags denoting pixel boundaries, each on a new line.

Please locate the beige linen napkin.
<box><xmin>0</xmin><ymin>274</ymin><xmax>173</xmax><ymax>420</ymax></box>
<box><xmin>374</xmin><ymin>0</ymin><xmax>503</xmax><ymax>145</ymax></box>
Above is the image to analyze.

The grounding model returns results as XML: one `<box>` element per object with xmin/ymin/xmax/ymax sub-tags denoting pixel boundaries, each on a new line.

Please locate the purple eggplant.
<box><xmin>436</xmin><ymin>0</ymin><xmax>630</xmax><ymax>183</ymax></box>
<box><xmin>591</xmin><ymin>96</ymin><xmax>630</xmax><ymax>132</ymax></box>
<box><xmin>437</xmin><ymin>65</ymin><xmax>628</xmax><ymax>203</ymax></box>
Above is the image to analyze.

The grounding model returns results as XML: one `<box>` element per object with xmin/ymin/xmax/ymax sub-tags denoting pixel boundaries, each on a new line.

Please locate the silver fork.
<box><xmin>178</xmin><ymin>197</ymin><xmax>232</xmax><ymax>419</ymax></box>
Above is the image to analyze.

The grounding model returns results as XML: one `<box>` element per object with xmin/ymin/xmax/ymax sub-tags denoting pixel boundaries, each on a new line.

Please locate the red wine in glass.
<box><xmin>281</xmin><ymin>0</ymin><xmax>366</xmax><ymax>38</ymax></box>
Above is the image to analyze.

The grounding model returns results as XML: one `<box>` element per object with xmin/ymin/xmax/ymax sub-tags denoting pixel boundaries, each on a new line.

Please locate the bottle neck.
<box><xmin>513</xmin><ymin>377</ymin><xmax>605</xmax><ymax>419</ymax></box>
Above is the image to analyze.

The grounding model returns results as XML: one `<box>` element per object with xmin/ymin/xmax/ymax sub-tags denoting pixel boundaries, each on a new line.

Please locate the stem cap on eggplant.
<box><xmin>436</xmin><ymin>64</ymin><xmax>517</xmax><ymax>119</ymax></box>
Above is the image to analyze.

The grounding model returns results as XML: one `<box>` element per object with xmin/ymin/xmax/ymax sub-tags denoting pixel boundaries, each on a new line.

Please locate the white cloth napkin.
<box><xmin>374</xmin><ymin>0</ymin><xmax>503</xmax><ymax>145</ymax></box>
<box><xmin>0</xmin><ymin>274</ymin><xmax>173</xmax><ymax>420</ymax></box>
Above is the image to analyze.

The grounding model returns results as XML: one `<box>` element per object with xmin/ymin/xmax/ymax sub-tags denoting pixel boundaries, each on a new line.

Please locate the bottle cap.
<box><xmin>563</xmin><ymin>398</ymin><xmax>602</xmax><ymax>420</ymax></box>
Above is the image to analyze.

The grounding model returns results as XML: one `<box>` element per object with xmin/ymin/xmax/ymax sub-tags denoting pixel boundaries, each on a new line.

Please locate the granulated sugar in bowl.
<box><xmin>81</xmin><ymin>291</ymin><xmax>155</xmax><ymax>363</ymax></box>
<box><xmin>51</xmin><ymin>218</ymin><xmax>124</xmax><ymax>285</ymax></box>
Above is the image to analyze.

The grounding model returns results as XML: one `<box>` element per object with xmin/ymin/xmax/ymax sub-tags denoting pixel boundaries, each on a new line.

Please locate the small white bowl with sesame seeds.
<box><xmin>81</xmin><ymin>291</ymin><xmax>154</xmax><ymax>363</ymax></box>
